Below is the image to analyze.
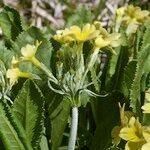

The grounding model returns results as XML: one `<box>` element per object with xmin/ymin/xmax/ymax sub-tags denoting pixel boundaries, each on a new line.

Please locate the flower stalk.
<box><xmin>68</xmin><ymin>107</ymin><xmax>78</xmax><ymax>150</ymax></box>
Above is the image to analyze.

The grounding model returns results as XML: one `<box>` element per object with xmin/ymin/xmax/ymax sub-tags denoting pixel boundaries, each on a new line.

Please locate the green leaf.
<box><xmin>66</xmin><ymin>5</ymin><xmax>92</xmax><ymax>27</ymax></box>
<box><xmin>0</xmin><ymin>6</ymin><xmax>23</xmax><ymax>41</ymax></box>
<box><xmin>0</xmin><ymin>100</ymin><xmax>25</xmax><ymax>150</ymax></box>
<box><xmin>141</xmin><ymin>19</ymin><xmax>150</xmax><ymax>49</ymax></box>
<box><xmin>39</xmin><ymin>134</ymin><xmax>49</xmax><ymax>150</ymax></box>
<box><xmin>120</xmin><ymin>61</ymin><xmax>137</xmax><ymax>96</ymax></box>
<box><xmin>90</xmin><ymin>67</ymin><xmax>100</xmax><ymax>92</ymax></box>
<box><xmin>50</xmin><ymin>97</ymin><xmax>71</xmax><ymax>150</ymax></box>
<box><xmin>105</xmin><ymin>45</ymin><xmax>129</xmax><ymax>92</ymax></box>
<box><xmin>130</xmin><ymin>44</ymin><xmax>150</xmax><ymax>116</ymax></box>
<box><xmin>90</xmin><ymin>96</ymin><xmax>119</xmax><ymax>150</ymax></box>
<box><xmin>12</xmin><ymin>80</ymin><xmax>44</xmax><ymax>149</ymax></box>
<box><xmin>105</xmin><ymin>48</ymin><xmax>121</xmax><ymax>90</ymax></box>
<box><xmin>0</xmin><ymin>42</ymin><xmax>14</xmax><ymax>69</ymax></box>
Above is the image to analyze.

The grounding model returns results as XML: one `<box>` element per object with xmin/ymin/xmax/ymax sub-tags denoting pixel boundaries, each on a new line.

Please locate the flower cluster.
<box><xmin>54</xmin><ymin>22</ymin><xmax>121</xmax><ymax>50</ymax></box>
<box><xmin>6</xmin><ymin>41</ymin><xmax>42</xmax><ymax>87</ymax></box>
<box><xmin>115</xmin><ymin>5</ymin><xmax>150</xmax><ymax>35</ymax></box>
<box><xmin>6</xmin><ymin>23</ymin><xmax>121</xmax><ymax>107</ymax></box>
<box><xmin>112</xmin><ymin>102</ymin><xmax>150</xmax><ymax>150</ymax></box>
<box><xmin>53</xmin><ymin>23</ymin><xmax>121</xmax><ymax>106</ymax></box>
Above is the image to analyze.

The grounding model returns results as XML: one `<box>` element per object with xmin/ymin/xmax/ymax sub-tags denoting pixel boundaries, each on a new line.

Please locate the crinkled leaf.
<box><xmin>0</xmin><ymin>100</ymin><xmax>25</xmax><ymax>150</ymax></box>
<box><xmin>0</xmin><ymin>42</ymin><xmax>14</xmax><ymax>69</ymax></box>
<box><xmin>12</xmin><ymin>80</ymin><xmax>44</xmax><ymax>149</ymax></box>
<box><xmin>130</xmin><ymin>44</ymin><xmax>150</xmax><ymax>116</ymax></box>
<box><xmin>141</xmin><ymin>19</ymin><xmax>150</xmax><ymax>50</ymax></box>
<box><xmin>0</xmin><ymin>6</ymin><xmax>23</xmax><ymax>40</ymax></box>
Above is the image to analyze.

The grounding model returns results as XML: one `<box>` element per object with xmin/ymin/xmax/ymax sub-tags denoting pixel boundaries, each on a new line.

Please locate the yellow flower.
<box><xmin>95</xmin><ymin>33</ymin><xmax>121</xmax><ymax>51</ymax></box>
<box><xmin>126</xmin><ymin>5</ymin><xmax>149</xmax><ymax>24</ymax></box>
<box><xmin>119</xmin><ymin>117</ymin><xmax>145</xmax><ymax>150</ymax></box>
<box><xmin>21</xmin><ymin>44</ymin><xmax>36</xmax><ymax>59</ymax></box>
<box><xmin>120</xmin><ymin>117</ymin><xmax>143</xmax><ymax>142</ymax></box>
<box><xmin>21</xmin><ymin>41</ymin><xmax>41</xmax><ymax>59</ymax></box>
<box><xmin>53</xmin><ymin>28</ymin><xmax>74</xmax><ymax>43</ymax></box>
<box><xmin>141</xmin><ymin>89</ymin><xmax>150</xmax><ymax>113</ymax></box>
<box><xmin>54</xmin><ymin>23</ymin><xmax>100</xmax><ymax>43</ymax></box>
<box><xmin>115</xmin><ymin>5</ymin><xmax>149</xmax><ymax>35</ymax></box>
<box><xmin>6</xmin><ymin>68</ymin><xmax>32</xmax><ymax>86</ymax></box>
<box><xmin>21</xmin><ymin>41</ymin><xmax>42</xmax><ymax>68</ymax></box>
<box><xmin>69</xmin><ymin>24</ymin><xmax>99</xmax><ymax>42</ymax></box>
<box><xmin>116</xmin><ymin>7</ymin><xmax>125</xmax><ymax>17</ymax></box>
<box><xmin>111</xmin><ymin>103</ymin><xmax>133</xmax><ymax>145</ymax></box>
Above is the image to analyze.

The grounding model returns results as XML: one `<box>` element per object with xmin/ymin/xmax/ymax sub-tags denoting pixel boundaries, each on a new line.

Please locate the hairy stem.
<box><xmin>68</xmin><ymin>107</ymin><xmax>78</xmax><ymax>150</ymax></box>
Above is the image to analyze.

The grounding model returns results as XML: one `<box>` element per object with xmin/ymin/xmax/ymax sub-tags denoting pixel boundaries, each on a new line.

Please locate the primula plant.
<box><xmin>0</xmin><ymin>3</ymin><xmax>150</xmax><ymax>150</ymax></box>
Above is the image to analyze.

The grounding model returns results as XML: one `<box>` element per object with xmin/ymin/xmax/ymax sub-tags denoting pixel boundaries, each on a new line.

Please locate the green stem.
<box><xmin>31</xmin><ymin>57</ymin><xmax>58</xmax><ymax>84</ymax></box>
<box><xmin>68</xmin><ymin>107</ymin><xmax>78</xmax><ymax>150</ymax></box>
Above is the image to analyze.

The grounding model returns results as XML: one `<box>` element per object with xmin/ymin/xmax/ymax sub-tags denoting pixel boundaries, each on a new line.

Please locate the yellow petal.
<box><xmin>142</xmin><ymin>142</ymin><xmax>150</xmax><ymax>150</ymax></box>
<box><xmin>120</xmin><ymin>117</ymin><xmax>143</xmax><ymax>142</ymax></box>
<box><xmin>95</xmin><ymin>36</ymin><xmax>110</xmax><ymax>48</ymax></box>
<box><xmin>116</xmin><ymin>7</ymin><xmax>125</xmax><ymax>17</ymax></box>
<box><xmin>12</xmin><ymin>56</ymin><xmax>19</xmax><ymax>65</ymax></box>
<box><xmin>126</xmin><ymin>21</ymin><xmax>139</xmax><ymax>35</ymax></box>
<box><xmin>126</xmin><ymin>141</ymin><xmax>146</xmax><ymax>150</ymax></box>
<box><xmin>111</xmin><ymin>126</ymin><xmax>122</xmax><ymax>145</ymax></box>
<box><xmin>82</xmin><ymin>24</ymin><xmax>91</xmax><ymax>33</ymax></box>
<box><xmin>141</xmin><ymin>103</ymin><xmax>150</xmax><ymax>113</ymax></box>
<box><xmin>143</xmin><ymin>128</ymin><xmax>150</xmax><ymax>142</ymax></box>
<box><xmin>120</xmin><ymin>127</ymin><xmax>141</xmax><ymax>142</ymax></box>
<box><xmin>145</xmin><ymin>89</ymin><xmax>150</xmax><ymax>101</ymax></box>
<box><xmin>6</xmin><ymin>68</ymin><xmax>20</xmax><ymax>85</ymax></box>
<box><xmin>21</xmin><ymin>44</ymin><xmax>36</xmax><ymax>58</ymax></box>
<box><xmin>70</xmin><ymin>26</ymin><xmax>81</xmax><ymax>34</ymax></box>
<box><xmin>108</xmin><ymin>33</ymin><xmax>121</xmax><ymax>47</ymax></box>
